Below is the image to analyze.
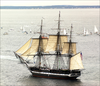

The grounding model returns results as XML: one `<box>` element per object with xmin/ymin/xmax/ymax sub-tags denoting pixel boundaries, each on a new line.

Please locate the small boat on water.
<box><xmin>14</xmin><ymin>12</ymin><xmax>84</xmax><ymax>79</ymax></box>
<box><xmin>30</xmin><ymin>29</ymin><xmax>32</xmax><ymax>33</ymax></box>
<box><xmin>83</xmin><ymin>27</ymin><xmax>89</xmax><ymax>36</ymax></box>
<box><xmin>94</xmin><ymin>25</ymin><xmax>98</xmax><ymax>34</ymax></box>
<box><xmin>1</xmin><ymin>27</ymin><xmax>3</xmax><ymax>29</ymax></box>
<box><xmin>3</xmin><ymin>32</ymin><xmax>8</xmax><ymax>35</ymax></box>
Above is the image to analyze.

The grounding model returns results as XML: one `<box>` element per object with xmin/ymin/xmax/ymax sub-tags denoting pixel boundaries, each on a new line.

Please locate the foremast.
<box><xmin>38</xmin><ymin>19</ymin><xmax>43</xmax><ymax>69</ymax></box>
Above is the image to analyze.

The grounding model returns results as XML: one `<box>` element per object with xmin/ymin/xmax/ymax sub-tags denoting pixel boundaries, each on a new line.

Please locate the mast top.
<box><xmin>69</xmin><ymin>24</ymin><xmax>73</xmax><ymax>42</ymax></box>
<box><xmin>58</xmin><ymin>11</ymin><xmax>61</xmax><ymax>34</ymax></box>
<box><xmin>40</xmin><ymin>19</ymin><xmax>43</xmax><ymax>36</ymax></box>
<box><xmin>68</xmin><ymin>24</ymin><xmax>73</xmax><ymax>55</ymax></box>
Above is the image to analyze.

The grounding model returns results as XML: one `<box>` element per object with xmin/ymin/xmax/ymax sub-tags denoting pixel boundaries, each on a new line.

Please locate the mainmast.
<box><xmin>57</xmin><ymin>11</ymin><xmax>61</xmax><ymax>52</ymax></box>
<box><xmin>56</xmin><ymin>11</ymin><xmax>61</xmax><ymax>69</ymax></box>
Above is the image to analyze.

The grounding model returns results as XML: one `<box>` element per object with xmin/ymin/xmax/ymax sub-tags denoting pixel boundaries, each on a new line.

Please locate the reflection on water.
<box><xmin>20</xmin><ymin>75</ymin><xmax>82</xmax><ymax>86</ymax></box>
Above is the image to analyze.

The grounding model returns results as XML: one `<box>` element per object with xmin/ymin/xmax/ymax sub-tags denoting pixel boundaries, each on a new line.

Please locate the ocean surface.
<box><xmin>0</xmin><ymin>9</ymin><xmax>100</xmax><ymax>86</ymax></box>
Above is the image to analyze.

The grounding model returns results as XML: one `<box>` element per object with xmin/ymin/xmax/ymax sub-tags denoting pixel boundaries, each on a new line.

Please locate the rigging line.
<box><xmin>34</xmin><ymin>55</ymin><xmax>53</xmax><ymax>68</ymax></box>
<box><xmin>51</xmin><ymin>22</ymin><xmax>58</xmax><ymax>29</ymax></box>
<box><xmin>49</xmin><ymin>23</ymin><xmax>59</xmax><ymax>35</ymax></box>
<box><xmin>40</xmin><ymin>55</ymin><xmax>53</xmax><ymax>63</ymax></box>
<box><xmin>31</xmin><ymin>17</ymin><xmax>48</xmax><ymax>37</ymax></box>
<box><xmin>42</xmin><ymin>55</ymin><xmax>50</xmax><ymax>68</ymax></box>
<box><xmin>44</xmin><ymin>55</ymin><xmax>51</xmax><ymax>68</ymax></box>
<box><xmin>31</xmin><ymin>14</ymin><xmax>60</xmax><ymax>37</ymax></box>
<box><xmin>25</xmin><ymin>56</ymin><xmax>30</xmax><ymax>61</ymax></box>
<box><xmin>30</xmin><ymin>21</ymin><xmax>42</xmax><ymax>38</ymax></box>
<box><xmin>42</xmin><ymin>15</ymin><xmax>58</xmax><ymax>26</ymax></box>
<box><xmin>60</xmin><ymin>16</ymin><xmax>68</xmax><ymax>26</ymax></box>
<box><xmin>25</xmin><ymin>54</ymin><xmax>37</xmax><ymax>63</ymax></box>
<box><xmin>50</xmin><ymin>14</ymin><xmax>63</xmax><ymax>33</ymax></box>
<box><xmin>33</xmin><ymin>55</ymin><xmax>38</xmax><ymax>64</ymax></box>
<box><xmin>35</xmin><ymin>16</ymin><xmax>57</xmax><ymax>35</ymax></box>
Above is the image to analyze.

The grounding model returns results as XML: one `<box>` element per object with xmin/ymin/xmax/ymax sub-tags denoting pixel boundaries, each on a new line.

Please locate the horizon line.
<box><xmin>1</xmin><ymin>5</ymin><xmax>100</xmax><ymax>6</ymax></box>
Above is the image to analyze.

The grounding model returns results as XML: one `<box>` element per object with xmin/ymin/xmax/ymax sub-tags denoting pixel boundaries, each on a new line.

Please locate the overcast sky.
<box><xmin>1</xmin><ymin>0</ymin><xmax>100</xmax><ymax>6</ymax></box>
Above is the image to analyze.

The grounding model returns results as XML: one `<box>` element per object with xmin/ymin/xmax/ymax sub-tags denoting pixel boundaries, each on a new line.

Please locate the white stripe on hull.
<box><xmin>31</xmin><ymin>71</ymin><xmax>80</xmax><ymax>78</ymax></box>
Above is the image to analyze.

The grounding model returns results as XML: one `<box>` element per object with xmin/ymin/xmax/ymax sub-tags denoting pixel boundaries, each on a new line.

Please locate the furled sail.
<box><xmin>45</xmin><ymin>35</ymin><xmax>68</xmax><ymax>52</ymax></box>
<box><xmin>62</xmin><ymin>42</ymin><xmax>76</xmax><ymax>54</ymax></box>
<box><xmin>70</xmin><ymin>53</ymin><xmax>84</xmax><ymax>70</ymax></box>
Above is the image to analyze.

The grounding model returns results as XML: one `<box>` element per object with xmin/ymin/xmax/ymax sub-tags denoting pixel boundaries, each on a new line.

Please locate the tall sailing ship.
<box><xmin>14</xmin><ymin>12</ymin><xmax>84</xmax><ymax>79</ymax></box>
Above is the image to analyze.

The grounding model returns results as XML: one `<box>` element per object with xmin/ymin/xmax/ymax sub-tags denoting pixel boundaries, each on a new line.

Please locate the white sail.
<box><xmin>45</xmin><ymin>35</ymin><xmax>68</xmax><ymax>52</ymax></box>
<box><xmin>62</xmin><ymin>42</ymin><xmax>76</xmax><ymax>54</ymax></box>
<box><xmin>16</xmin><ymin>39</ymin><xmax>32</xmax><ymax>54</ymax></box>
<box><xmin>23</xmin><ymin>27</ymin><xmax>25</xmax><ymax>32</ymax></box>
<box><xmin>16</xmin><ymin>38</ymin><xmax>48</xmax><ymax>60</ymax></box>
<box><xmin>70</xmin><ymin>53</ymin><xmax>84</xmax><ymax>70</ymax></box>
<box><xmin>21</xmin><ymin>38</ymin><xmax>39</xmax><ymax>59</ymax></box>
<box><xmin>30</xmin><ymin>29</ymin><xmax>32</xmax><ymax>33</ymax></box>
<box><xmin>94</xmin><ymin>25</ymin><xmax>98</xmax><ymax>33</ymax></box>
<box><xmin>83</xmin><ymin>27</ymin><xmax>89</xmax><ymax>36</ymax></box>
<box><xmin>20</xmin><ymin>26</ymin><xmax>23</xmax><ymax>30</ymax></box>
<box><xmin>83</xmin><ymin>27</ymin><xmax>86</xmax><ymax>35</ymax></box>
<box><xmin>63</xmin><ymin>29</ymin><xmax>66</xmax><ymax>35</ymax></box>
<box><xmin>86</xmin><ymin>30</ymin><xmax>89</xmax><ymax>35</ymax></box>
<box><xmin>45</xmin><ymin>35</ymin><xmax>57</xmax><ymax>52</ymax></box>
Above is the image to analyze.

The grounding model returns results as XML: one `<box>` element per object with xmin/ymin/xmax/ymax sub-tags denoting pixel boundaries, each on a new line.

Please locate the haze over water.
<box><xmin>0</xmin><ymin>9</ymin><xmax>100</xmax><ymax>86</ymax></box>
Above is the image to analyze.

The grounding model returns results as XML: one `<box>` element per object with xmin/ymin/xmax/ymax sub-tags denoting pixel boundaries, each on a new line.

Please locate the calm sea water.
<box><xmin>0</xmin><ymin>9</ymin><xmax>100</xmax><ymax>86</ymax></box>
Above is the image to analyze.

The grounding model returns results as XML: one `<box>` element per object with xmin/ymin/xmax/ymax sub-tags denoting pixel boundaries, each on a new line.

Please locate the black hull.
<box><xmin>31</xmin><ymin>70</ymin><xmax>80</xmax><ymax>79</ymax></box>
<box><xmin>14</xmin><ymin>52</ymin><xmax>82</xmax><ymax>80</ymax></box>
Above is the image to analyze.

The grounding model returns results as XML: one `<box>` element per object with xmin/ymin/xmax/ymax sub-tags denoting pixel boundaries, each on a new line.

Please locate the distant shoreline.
<box><xmin>1</xmin><ymin>5</ymin><xmax>100</xmax><ymax>9</ymax></box>
<box><xmin>1</xmin><ymin>8</ymin><xmax>100</xmax><ymax>10</ymax></box>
